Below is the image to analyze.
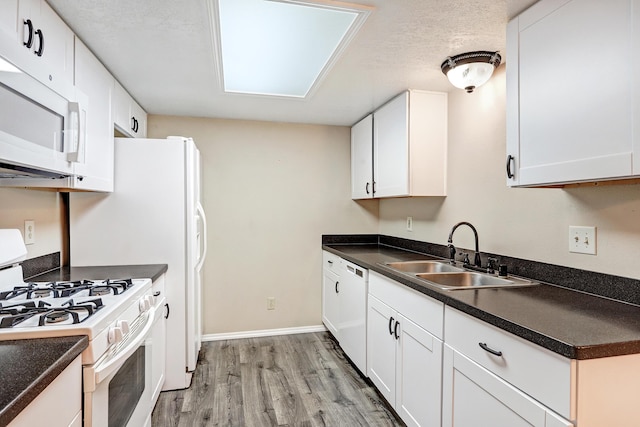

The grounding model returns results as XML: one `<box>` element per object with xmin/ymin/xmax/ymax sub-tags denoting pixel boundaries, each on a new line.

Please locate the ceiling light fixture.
<box><xmin>440</xmin><ymin>51</ymin><xmax>501</xmax><ymax>93</ymax></box>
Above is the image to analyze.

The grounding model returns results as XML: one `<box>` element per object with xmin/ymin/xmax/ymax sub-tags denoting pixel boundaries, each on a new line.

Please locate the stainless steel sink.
<box><xmin>385</xmin><ymin>261</ymin><xmax>464</xmax><ymax>274</ymax></box>
<box><xmin>415</xmin><ymin>272</ymin><xmax>537</xmax><ymax>290</ymax></box>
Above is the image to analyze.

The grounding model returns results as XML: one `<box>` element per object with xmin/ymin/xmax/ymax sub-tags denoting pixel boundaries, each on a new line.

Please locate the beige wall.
<box><xmin>148</xmin><ymin>116</ymin><xmax>379</xmax><ymax>334</ymax></box>
<box><xmin>0</xmin><ymin>188</ymin><xmax>62</xmax><ymax>259</ymax></box>
<box><xmin>379</xmin><ymin>65</ymin><xmax>640</xmax><ymax>279</ymax></box>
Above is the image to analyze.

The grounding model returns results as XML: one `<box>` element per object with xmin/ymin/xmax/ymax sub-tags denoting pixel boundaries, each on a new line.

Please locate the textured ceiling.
<box><xmin>47</xmin><ymin>0</ymin><xmax>539</xmax><ymax>126</ymax></box>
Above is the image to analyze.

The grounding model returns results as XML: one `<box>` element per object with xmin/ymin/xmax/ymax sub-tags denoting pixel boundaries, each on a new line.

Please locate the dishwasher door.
<box><xmin>339</xmin><ymin>260</ymin><xmax>368</xmax><ymax>374</ymax></box>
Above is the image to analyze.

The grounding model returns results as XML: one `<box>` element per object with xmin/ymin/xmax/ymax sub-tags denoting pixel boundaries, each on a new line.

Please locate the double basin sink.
<box><xmin>383</xmin><ymin>260</ymin><xmax>537</xmax><ymax>291</ymax></box>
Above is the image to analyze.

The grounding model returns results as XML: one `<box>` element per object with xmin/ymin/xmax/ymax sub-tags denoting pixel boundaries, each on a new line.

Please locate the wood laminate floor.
<box><xmin>151</xmin><ymin>332</ymin><xmax>404</xmax><ymax>427</ymax></box>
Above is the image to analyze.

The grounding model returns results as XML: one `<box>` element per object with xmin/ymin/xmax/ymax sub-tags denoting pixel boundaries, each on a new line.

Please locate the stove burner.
<box><xmin>90</xmin><ymin>286</ymin><xmax>111</xmax><ymax>296</ymax></box>
<box><xmin>31</xmin><ymin>289</ymin><xmax>53</xmax><ymax>299</ymax></box>
<box><xmin>45</xmin><ymin>311</ymin><xmax>70</xmax><ymax>323</ymax></box>
<box><xmin>89</xmin><ymin>279</ymin><xmax>134</xmax><ymax>296</ymax></box>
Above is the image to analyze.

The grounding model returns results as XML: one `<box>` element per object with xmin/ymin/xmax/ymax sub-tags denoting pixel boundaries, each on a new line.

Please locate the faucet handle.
<box><xmin>460</xmin><ymin>252</ymin><xmax>471</xmax><ymax>265</ymax></box>
<box><xmin>486</xmin><ymin>257</ymin><xmax>499</xmax><ymax>274</ymax></box>
<box><xmin>448</xmin><ymin>243</ymin><xmax>456</xmax><ymax>263</ymax></box>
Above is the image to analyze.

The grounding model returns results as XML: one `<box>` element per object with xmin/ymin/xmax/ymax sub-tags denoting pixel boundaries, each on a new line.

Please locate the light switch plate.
<box><xmin>406</xmin><ymin>217</ymin><xmax>413</xmax><ymax>232</ymax></box>
<box><xmin>569</xmin><ymin>226</ymin><xmax>596</xmax><ymax>255</ymax></box>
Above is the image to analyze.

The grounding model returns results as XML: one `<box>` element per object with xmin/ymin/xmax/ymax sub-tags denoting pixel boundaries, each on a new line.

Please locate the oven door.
<box><xmin>83</xmin><ymin>305</ymin><xmax>156</xmax><ymax>427</ymax></box>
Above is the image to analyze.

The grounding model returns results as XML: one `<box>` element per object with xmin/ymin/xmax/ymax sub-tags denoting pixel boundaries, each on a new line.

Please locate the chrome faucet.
<box><xmin>447</xmin><ymin>221</ymin><xmax>482</xmax><ymax>267</ymax></box>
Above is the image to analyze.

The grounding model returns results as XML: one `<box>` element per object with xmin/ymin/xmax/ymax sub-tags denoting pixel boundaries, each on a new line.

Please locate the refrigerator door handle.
<box><xmin>195</xmin><ymin>202</ymin><xmax>208</xmax><ymax>272</ymax></box>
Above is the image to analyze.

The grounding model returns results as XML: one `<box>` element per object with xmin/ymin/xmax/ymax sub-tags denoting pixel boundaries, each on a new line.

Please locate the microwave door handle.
<box><xmin>88</xmin><ymin>307</ymin><xmax>156</xmax><ymax>389</ymax></box>
<box><xmin>195</xmin><ymin>202</ymin><xmax>208</xmax><ymax>272</ymax></box>
<box><xmin>66</xmin><ymin>101</ymin><xmax>86</xmax><ymax>163</ymax></box>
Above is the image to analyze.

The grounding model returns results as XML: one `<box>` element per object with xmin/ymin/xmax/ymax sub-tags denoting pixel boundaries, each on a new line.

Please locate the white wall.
<box><xmin>379</xmin><ymin>65</ymin><xmax>640</xmax><ymax>279</ymax></box>
<box><xmin>148</xmin><ymin>116</ymin><xmax>379</xmax><ymax>334</ymax></box>
<box><xmin>0</xmin><ymin>188</ymin><xmax>62</xmax><ymax>259</ymax></box>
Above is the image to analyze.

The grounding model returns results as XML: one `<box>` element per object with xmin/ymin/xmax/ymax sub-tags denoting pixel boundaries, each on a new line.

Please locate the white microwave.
<box><xmin>0</xmin><ymin>53</ymin><xmax>86</xmax><ymax>181</ymax></box>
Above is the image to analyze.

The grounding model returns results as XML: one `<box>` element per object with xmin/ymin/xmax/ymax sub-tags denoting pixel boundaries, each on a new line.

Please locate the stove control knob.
<box><xmin>116</xmin><ymin>320</ymin><xmax>130</xmax><ymax>335</ymax></box>
<box><xmin>108</xmin><ymin>326</ymin><xmax>123</xmax><ymax>344</ymax></box>
<box><xmin>139</xmin><ymin>298</ymin><xmax>149</xmax><ymax>313</ymax></box>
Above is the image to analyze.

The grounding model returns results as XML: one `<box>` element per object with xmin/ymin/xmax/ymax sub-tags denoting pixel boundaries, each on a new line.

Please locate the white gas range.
<box><xmin>0</xmin><ymin>229</ymin><xmax>164</xmax><ymax>427</ymax></box>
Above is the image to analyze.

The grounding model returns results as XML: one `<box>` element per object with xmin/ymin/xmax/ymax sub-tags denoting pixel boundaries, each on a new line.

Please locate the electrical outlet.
<box><xmin>406</xmin><ymin>216</ymin><xmax>413</xmax><ymax>232</ymax></box>
<box><xmin>267</xmin><ymin>297</ymin><xmax>276</xmax><ymax>310</ymax></box>
<box><xmin>569</xmin><ymin>226</ymin><xmax>596</xmax><ymax>255</ymax></box>
<box><xmin>24</xmin><ymin>220</ymin><xmax>35</xmax><ymax>245</ymax></box>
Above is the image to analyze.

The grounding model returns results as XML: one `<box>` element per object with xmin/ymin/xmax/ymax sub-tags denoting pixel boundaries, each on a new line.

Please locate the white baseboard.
<box><xmin>202</xmin><ymin>324</ymin><xmax>327</xmax><ymax>342</ymax></box>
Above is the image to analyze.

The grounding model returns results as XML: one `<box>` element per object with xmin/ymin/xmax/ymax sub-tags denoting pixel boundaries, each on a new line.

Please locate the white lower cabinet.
<box><xmin>321</xmin><ymin>251</ymin><xmax>341</xmax><ymax>338</ymax></box>
<box><xmin>9</xmin><ymin>355</ymin><xmax>82</xmax><ymax>427</ymax></box>
<box><xmin>442</xmin><ymin>345</ymin><xmax>572</xmax><ymax>427</ymax></box>
<box><xmin>367</xmin><ymin>271</ymin><xmax>443</xmax><ymax>427</ymax></box>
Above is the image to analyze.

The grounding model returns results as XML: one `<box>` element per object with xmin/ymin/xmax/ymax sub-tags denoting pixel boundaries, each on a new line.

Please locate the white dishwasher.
<box><xmin>339</xmin><ymin>260</ymin><xmax>369</xmax><ymax>374</ymax></box>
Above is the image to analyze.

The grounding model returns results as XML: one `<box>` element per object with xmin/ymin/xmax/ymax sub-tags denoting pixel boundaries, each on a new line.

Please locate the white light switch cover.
<box><xmin>569</xmin><ymin>226</ymin><xmax>596</xmax><ymax>255</ymax></box>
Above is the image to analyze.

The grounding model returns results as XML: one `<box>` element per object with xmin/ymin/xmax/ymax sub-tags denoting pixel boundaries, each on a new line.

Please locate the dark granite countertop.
<box><xmin>27</xmin><ymin>264</ymin><xmax>168</xmax><ymax>283</ymax></box>
<box><xmin>0</xmin><ymin>336</ymin><xmax>88</xmax><ymax>426</ymax></box>
<box><xmin>323</xmin><ymin>243</ymin><xmax>640</xmax><ymax>360</ymax></box>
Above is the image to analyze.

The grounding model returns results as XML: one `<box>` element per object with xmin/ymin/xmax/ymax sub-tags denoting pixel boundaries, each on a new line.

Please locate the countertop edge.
<box><xmin>0</xmin><ymin>336</ymin><xmax>88</xmax><ymax>426</ymax></box>
<box><xmin>323</xmin><ymin>244</ymin><xmax>640</xmax><ymax>360</ymax></box>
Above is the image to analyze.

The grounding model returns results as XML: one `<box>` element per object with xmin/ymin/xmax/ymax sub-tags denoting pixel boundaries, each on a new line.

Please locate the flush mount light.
<box><xmin>209</xmin><ymin>0</ymin><xmax>372</xmax><ymax>99</ymax></box>
<box><xmin>441</xmin><ymin>51</ymin><xmax>501</xmax><ymax>93</ymax></box>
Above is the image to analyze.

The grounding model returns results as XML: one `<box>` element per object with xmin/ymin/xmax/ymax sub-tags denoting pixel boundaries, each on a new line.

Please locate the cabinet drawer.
<box><xmin>444</xmin><ymin>307</ymin><xmax>571</xmax><ymax>418</ymax></box>
<box><xmin>369</xmin><ymin>271</ymin><xmax>443</xmax><ymax>339</ymax></box>
<box><xmin>322</xmin><ymin>251</ymin><xmax>341</xmax><ymax>274</ymax></box>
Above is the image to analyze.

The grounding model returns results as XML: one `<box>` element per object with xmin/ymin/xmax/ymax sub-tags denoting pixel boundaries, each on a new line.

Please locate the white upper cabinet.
<box><xmin>506</xmin><ymin>0</ymin><xmax>638</xmax><ymax>186</ymax></box>
<box><xmin>0</xmin><ymin>0</ymin><xmax>75</xmax><ymax>97</ymax></box>
<box><xmin>351</xmin><ymin>114</ymin><xmax>374</xmax><ymax>199</ymax></box>
<box><xmin>73</xmin><ymin>38</ymin><xmax>115</xmax><ymax>192</ymax></box>
<box><xmin>352</xmin><ymin>90</ymin><xmax>447</xmax><ymax>199</ymax></box>
<box><xmin>375</xmin><ymin>90</ymin><xmax>447</xmax><ymax>197</ymax></box>
<box><xmin>0</xmin><ymin>1</ymin><xmax>19</xmax><ymax>42</ymax></box>
<box><xmin>114</xmin><ymin>81</ymin><xmax>147</xmax><ymax>138</ymax></box>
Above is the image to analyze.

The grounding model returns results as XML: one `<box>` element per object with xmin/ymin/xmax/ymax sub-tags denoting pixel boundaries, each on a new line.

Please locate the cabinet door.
<box><xmin>74</xmin><ymin>38</ymin><xmax>115</xmax><ymax>191</ymax></box>
<box><xmin>8</xmin><ymin>356</ymin><xmax>82</xmax><ymax>427</ymax></box>
<box><xmin>0</xmin><ymin>0</ymin><xmax>19</xmax><ymax>42</ymax></box>
<box><xmin>351</xmin><ymin>114</ymin><xmax>373</xmax><ymax>199</ymax></box>
<box><xmin>367</xmin><ymin>295</ymin><xmax>397</xmax><ymax>405</ymax></box>
<box><xmin>442</xmin><ymin>345</ymin><xmax>574</xmax><ymax>427</ymax></box>
<box><xmin>113</xmin><ymin>80</ymin><xmax>131</xmax><ymax>135</ymax></box>
<box><xmin>17</xmin><ymin>0</ymin><xmax>74</xmax><ymax>95</ymax></box>
<box><xmin>374</xmin><ymin>92</ymin><xmax>409</xmax><ymax>197</ymax></box>
<box><xmin>114</xmin><ymin>81</ymin><xmax>147</xmax><ymax>138</ymax></box>
<box><xmin>322</xmin><ymin>268</ymin><xmax>340</xmax><ymax>339</ymax></box>
<box><xmin>508</xmin><ymin>0</ymin><xmax>635</xmax><ymax>186</ymax></box>
<box><xmin>130</xmin><ymin>98</ymin><xmax>147</xmax><ymax>138</ymax></box>
<box><xmin>396</xmin><ymin>314</ymin><xmax>442</xmax><ymax>427</ymax></box>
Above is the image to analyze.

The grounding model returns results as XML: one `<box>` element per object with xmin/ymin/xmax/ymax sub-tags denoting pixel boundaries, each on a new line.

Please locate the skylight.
<box><xmin>212</xmin><ymin>0</ymin><xmax>372</xmax><ymax>98</ymax></box>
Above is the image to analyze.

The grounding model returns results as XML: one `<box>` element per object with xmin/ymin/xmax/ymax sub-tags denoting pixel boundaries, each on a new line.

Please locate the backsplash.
<box><xmin>22</xmin><ymin>252</ymin><xmax>61</xmax><ymax>280</ymax></box>
<box><xmin>323</xmin><ymin>234</ymin><xmax>640</xmax><ymax>306</ymax></box>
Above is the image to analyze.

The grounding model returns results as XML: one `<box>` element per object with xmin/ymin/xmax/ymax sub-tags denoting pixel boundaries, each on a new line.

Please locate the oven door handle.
<box><xmin>85</xmin><ymin>306</ymin><xmax>156</xmax><ymax>392</ymax></box>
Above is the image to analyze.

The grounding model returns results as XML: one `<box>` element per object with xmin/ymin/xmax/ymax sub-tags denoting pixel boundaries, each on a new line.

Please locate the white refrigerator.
<box><xmin>70</xmin><ymin>136</ymin><xmax>207</xmax><ymax>390</ymax></box>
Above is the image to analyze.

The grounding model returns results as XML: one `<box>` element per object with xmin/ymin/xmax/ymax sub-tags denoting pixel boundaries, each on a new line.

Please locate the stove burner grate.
<box><xmin>0</xmin><ymin>298</ymin><xmax>105</xmax><ymax>328</ymax></box>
